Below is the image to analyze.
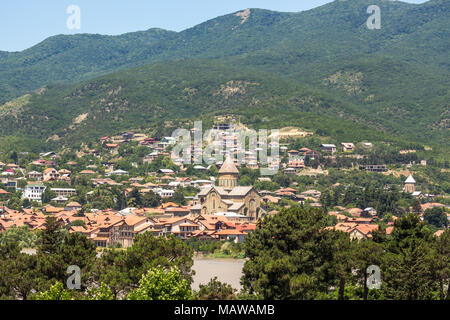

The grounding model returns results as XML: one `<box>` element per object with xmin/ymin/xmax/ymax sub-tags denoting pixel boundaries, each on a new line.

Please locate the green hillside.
<box><xmin>0</xmin><ymin>28</ymin><xmax>176</xmax><ymax>103</ymax></box>
<box><xmin>0</xmin><ymin>60</ymin><xmax>439</xmax><ymax>152</ymax></box>
<box><xmin>1</xmin><ymin>0</ymin><xmax>447</xmax><ymax>104</ymax></box>
<box><xmin>0</xmin><ymin>0</ymin><xmax>448</xmax><ymax>151</ymax></box>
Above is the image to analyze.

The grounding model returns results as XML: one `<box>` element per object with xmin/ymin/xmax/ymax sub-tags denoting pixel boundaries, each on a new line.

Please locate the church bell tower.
<box><xmin>218</xmin><ymin>157</ymin><xmax>239</xmax><ymax>189</ymax></box>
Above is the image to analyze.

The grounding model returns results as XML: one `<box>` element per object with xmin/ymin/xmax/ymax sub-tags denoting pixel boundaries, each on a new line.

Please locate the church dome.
<box><xmin>219</xmin><ymin>157</ymin><xmax>239</xmax><ymax>174</ymax></box>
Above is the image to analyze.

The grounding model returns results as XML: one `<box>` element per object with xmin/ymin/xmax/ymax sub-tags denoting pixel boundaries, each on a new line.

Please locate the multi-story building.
<box><xmin>22</xmin><ymin>184</ymin><xmax>46</xmax><ymax>201</ymax></box>
<box><xmin>88</xmin><ymin>216</ymin><xmax>155</xmax><ymax>248</ymax></box>
<box><xmin>51</xmin><ymin>188</ymin><xmax>77</xmax><ymax>198</ymax></box>
<box><xmin>43</xmin><ymin>168</ymin><xmax>60</xmax><ymax>181</ymax></box>
<box><xmin>361</xmin><ymin>165</ymin><xmax>387</xmax><ymax>172</ymax></box>
<box><xmin>27</xmin><ymin>171</ymin><xmax>43</xmax><ymax>181</ymax></box>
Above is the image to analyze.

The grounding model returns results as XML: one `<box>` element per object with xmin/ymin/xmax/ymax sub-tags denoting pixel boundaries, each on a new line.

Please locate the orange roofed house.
<box><xmin>43</xmin><ymin>168</ymin><xmax>60</xmax><ymax>181</ymax></box>
<box><xmin>151</xmin><ymin>217</ymin><xmax>200</xmax><ymax>240</ymax></box>
<box><xmin>82</xmin><ymin>215</ymin><xmax>156</xmax><ymax>248</ymax></box>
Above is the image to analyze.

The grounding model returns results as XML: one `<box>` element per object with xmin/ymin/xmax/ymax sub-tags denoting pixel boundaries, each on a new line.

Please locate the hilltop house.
<box><xmin>321</xmin><ymin>144</ymin><xmax>337</xmax><ymax>153</ymax></box>
<box><xmin>27</xmin><ymin>171</ymin><xmax>43</xmax><ymax>181</ymax></box>
<box><xmin>1</xmin><ymin>179</ymin><xmax>17</xmax><ymax>189</ymax></box>
<box><xmin>51</xmin><ymin>188</ymin><xmax>77</xmax><ymax>198</ymax></box>
<box><xmin>43</xmin><ymin>168</ymin><xmax>60</xmax><ymax>181</ymax></box>
<box><xmin>341</xmin><ymin>143</ymin><xmax>355</xmax><ymax>152</ymax></box>
<box><xmin>361</xmin><ymin>165</ymin><xmax>387</xmax><ymax>172</ymax></box>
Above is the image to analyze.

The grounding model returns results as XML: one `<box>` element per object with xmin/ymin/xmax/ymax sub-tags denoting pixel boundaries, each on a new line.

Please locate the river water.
<box><xmin>20</xmin><ymin>249</ymin><xmax>246</xmax><ymax>291</ymax></box>
<box><xmin>192</xmin><ymin>258</ymin><xmax>245</xmax><ymax>291</ymax></box>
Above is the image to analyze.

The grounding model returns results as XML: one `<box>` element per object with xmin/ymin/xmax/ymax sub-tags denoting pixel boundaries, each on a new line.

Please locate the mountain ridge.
<box><xmin>0</xmin><ymin>0</ymin><xmax>448</xmax><ymax>152</ymax></box>
<box><xmin>1</xmin><ymin>0</ymin><xmax>447</xmax><ymax>103</ymax></box>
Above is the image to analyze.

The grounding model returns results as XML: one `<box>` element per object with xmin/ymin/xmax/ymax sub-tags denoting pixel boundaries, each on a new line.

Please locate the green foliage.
<box><xmin>0</xmin><ymin>251</ymin><xmax>41</xmax><ymax>300</ymax></box>
<box><xmin>90</xmin><ymin>249</ymin><xmax>131</xmax><ymax>299</ymax></box>
<box><xmin>169</xmin><ymin>189</ymin><xmax>186</xmax><ymax>206</ymax></box>
<box><xmin>242</xmin><ymin>207</ymin><xmax>340</xmax><ymax>299</ymax></box>
<box><xmin>381</xmin><ymin>214</ymin><xmax>437</xmax><ymax>300</ymax></box>
<box><xmin>433</xmin><ymin>229</ymin><xmax>450</xmax><ymax>300</ymax></box>
<box><xmin>0</xmin><ymin>226</ymin><xmax>39</xmax><ymax>249</ymax></box>
<box><xmin>126</xmin><ymin>233</ymin><xmax>194</xmax><ymax>283</ymax></box>
<box><xmin>57</xmin><ymin>232</ymin><xmax>97</xmax><ymax>280</ymax></box>
<box><xmin>242</xmin><ymin>207</ymin><xmax>450</xmax><ymax>300</ymax></box>
<box><xmin>0</xmin><ymin>218</ymin><xmax>194</xmax><ymax>300</ymax></box>
<box><xmin>41</xmin><ymin>187</ymin><xmax>56</xmax><ymax>204</ymax></box>
<box><xmin>38</xmin><ymin>216</ymin><xmax>65</xmax><ymax>254</ymax></box>
<box><xmin>194</xmin><ymin>277</ymin><xmax>236</xmax><ymax>300</ymax></box>
<box><xmin>127</xmin><ymin>266</ymin><xmax>192</xmax><ymax>300</ymax></box>
<box><xmin>33</xmin><ymin>281</ymin><xmax>73</xmax><ymax>300</ymax></box>
<box><xmin>0</xmin><ymin>29</ymin><xmax>175</xmax><ymax>104</ymax></box>
<box><xmin>352</xmin><ymin>240</ymin><xmax>384</xmax><ymax>300</ymax></box>
<box><xmin>141</xmin><ymin>190</ymin><xmax>161</xmax><ymax>208</ymax></box>
<box><xmin>186</xmin><ymin>239</ymin><xmax>244</xmax><ymax>259</ymax></box>
<box><xmin>85</xmin><ymin>283</ymin><xmax>114</xmax><ymax>300</ymax></box>
<box><xmin>70</xmin><ymin>220</ymin><xmax>86</xmax><ymax>228</ymax></box>
<box><xmin>424</xmin><ymin>207</ymin><xmax>448</xmax><ymax>228</ymax></box>
<box><xmin>186</xmin><ymin>239</ymin><xmax>222</xmax><ymax>254</ymax></box>
<box><xmin>319</xmin><ymin>174</ymin><xmax>409</xmax><ymax>217</ymax></box>
<box><xmin>254</xmin><ymin>180</ymin><xmax>280</xmax><ymax>192</ymax></box>
<box><xmin>90</xmin><ymin>233</ymin><xmax>194</xmax><ymax>299</ymax></box>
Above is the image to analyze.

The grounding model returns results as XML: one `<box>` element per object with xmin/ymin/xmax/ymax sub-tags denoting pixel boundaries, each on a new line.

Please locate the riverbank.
<box><xmin>194</xmin><ymin>251</ymin><xmax>245</xmax><ymax>259</ymax></box>
<box><xmin>21</xmin><ymin>248</ymin><xmax>245</xmax><ymax>291</ymax></box>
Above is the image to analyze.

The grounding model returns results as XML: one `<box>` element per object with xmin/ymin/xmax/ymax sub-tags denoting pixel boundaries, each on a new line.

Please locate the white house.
<box><xmin>23</xmin><ymin>184</ymin><xmax>46</xmax><ymax>201</ymax></box>
<box><xmin>154</xmin><ymin>188</ymin><xmax>175</xmax><ymax>198</ymax></box>
<box><xmin>341</xmin><ymin>142</ymin><xmax>355</xmax><ymax>152</ymax></box>
<box><xmin>108</xmin><ymin>169</ymin><xmax>129</xmax><ymax>176</ymax></box>
<box><xmin>320</xmin><ymin>144</ymin><xmax>337</xmax><ymax>153</ymax></box>
<box><xmin>158</xmin><ymin>169</ymin><xmax>174</xmax><ymax>174</ymax></box>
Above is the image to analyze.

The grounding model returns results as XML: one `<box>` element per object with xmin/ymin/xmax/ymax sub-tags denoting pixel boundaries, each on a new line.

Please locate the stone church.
<box><xmin>404</xmin><ymin>174</ymin><xmax>416</xmax><ymax>193</ymax></box>
<box><xmin>191</xmin><ymin>157</ymin><xmax>263</xmax><ymax>220</ymax></box>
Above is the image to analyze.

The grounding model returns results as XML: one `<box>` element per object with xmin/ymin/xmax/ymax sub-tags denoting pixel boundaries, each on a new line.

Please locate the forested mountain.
<box><xmin>0</xmin><ymin>0</ymin><xmax>448</xmax><ymax>151</ymax></box>
<box><xmin>0</xmin><ymin>60</ymin><xmax>393</xmax><ymax>150</ymax></box>
<box><xmin>0</xmin><ymin>28</ymin><xmax>176</xmax><ymax>103</ymax></box>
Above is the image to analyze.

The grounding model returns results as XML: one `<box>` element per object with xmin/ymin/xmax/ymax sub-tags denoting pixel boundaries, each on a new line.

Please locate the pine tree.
<box><xmin>39</xmin><ymin>216</ymin><xmax>63</xmax><ymax>254</ymax></box>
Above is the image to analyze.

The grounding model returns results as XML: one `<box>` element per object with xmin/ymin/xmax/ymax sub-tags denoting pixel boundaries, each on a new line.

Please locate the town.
<box><xmin>1</xmin><ymin>117</ymin><xmax>448</xmax><ymax>251</ymax></box>
<box><xmin>0</xmin><ymin>0</ymin><xmax>449</xmax><ymax>307</ymax></box>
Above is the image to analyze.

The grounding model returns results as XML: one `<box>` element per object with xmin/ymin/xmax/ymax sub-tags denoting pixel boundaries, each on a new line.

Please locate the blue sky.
<box><xmin>1</xmin><ymin>0</ymin><xmax>427</xmax><ymax>52</ymax></box>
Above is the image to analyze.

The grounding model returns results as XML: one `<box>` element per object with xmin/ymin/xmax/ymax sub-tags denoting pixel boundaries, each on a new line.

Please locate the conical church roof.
<box><xmin>405</xmin><ymin>175</ymin><xmax>416</xmax><ymax>184</ymax></box>
<box><xmin>219</xmin><ymin>157</ymin><xmax>239</xmax><ymax>174</ymax></box>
